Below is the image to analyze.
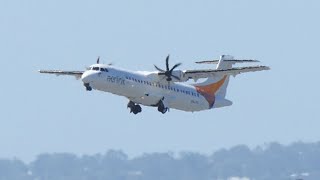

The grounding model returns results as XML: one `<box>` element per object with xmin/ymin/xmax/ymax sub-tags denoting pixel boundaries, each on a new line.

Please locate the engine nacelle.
<box><xmin>170</xmin><ymin>70</ymin><xmax>184</xmax><ymax>82</ymax></box>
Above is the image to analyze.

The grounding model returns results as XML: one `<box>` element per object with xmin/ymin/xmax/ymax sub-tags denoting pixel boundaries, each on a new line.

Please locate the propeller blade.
<box><xmin>166</xmin><ymin>55</ymin><xmax>170</xmax><ymax>71</ymax></box>
<box><xmin>97</xmin><ymin>56</ymin><xmax>100</xmax><ymax>64</ymax></box>
<box><xmin>154</xmin><ymin>65</ymin><xmax>165</xmax><ymax>72</ymax></box>
<box><xmin>169</xmin><ymin>63</ymin><xmax>182</xmax><ymax>72</ymax></box>
<box><xmin>171</xmin><ymin>74</ymin><xmax>180</xmax><ymax>80</ymax></box>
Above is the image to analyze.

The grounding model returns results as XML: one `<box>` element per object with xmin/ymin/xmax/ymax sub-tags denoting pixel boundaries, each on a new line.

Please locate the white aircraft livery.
<box><xmin>39</xmin><ymin>55</ymin><xmax>269</xmax><ymax>114</ymax></box>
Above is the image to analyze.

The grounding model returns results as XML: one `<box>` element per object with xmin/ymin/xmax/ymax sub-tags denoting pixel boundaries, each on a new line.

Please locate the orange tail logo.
<box><xmin>195</xmin><ymin>76</ymin><xmax>227</xmax><ymax>108</ymax></box>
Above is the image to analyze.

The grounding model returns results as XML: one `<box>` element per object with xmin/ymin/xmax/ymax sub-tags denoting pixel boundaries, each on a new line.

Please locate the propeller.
<box><xmin>154</xmin><ymin>55</ymin><xmax>181</xmax><ymax>81</ymax></box>
<box><xmin>96</xmin><ymin>56</ymin><xmax>113</xmax><ymax>65</ymax></box>
<box><xmin>96</xmin><ymin>56</ymin><xmax>100</xmax><ymax>64</ymax></box>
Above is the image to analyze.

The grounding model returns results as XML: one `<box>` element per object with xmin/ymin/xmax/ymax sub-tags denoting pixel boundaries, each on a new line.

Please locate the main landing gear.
<box><xmin>157</xmin><ymin>100</ymin><xmax>168</xmax><ymax>114</ymax></box>
<box><xmin>84</xmin><ymin>83</ymin><xmax>92</xmax><ymax>91</ymax></box>
<box><xmin>127</xmin><ymin>99</ymin><xmax>168</xmax><ymax>115</ymax></box>
<box><xmin>127</xmin><ymin>101</ymin><xmax>142</xmax><ymax>115</ymax></box>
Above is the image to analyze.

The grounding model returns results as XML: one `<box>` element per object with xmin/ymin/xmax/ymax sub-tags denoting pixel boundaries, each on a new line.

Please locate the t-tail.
<box><xmin>194</xmin><ymin>55</ymin><xmax>264</xmax><ymax>109</ymax></box>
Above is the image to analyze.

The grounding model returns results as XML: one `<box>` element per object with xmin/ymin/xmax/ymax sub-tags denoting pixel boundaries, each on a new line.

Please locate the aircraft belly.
<box><xmin>90</xmin><ymin>77</ymin><xmax>209</xmax><ymax>112</ymax></box>
<box><xmin>130</xmin><ymin>96</ymin><xmax>159</xmax><ymax>106</ymax></box>
<box><xmin>129</xmin><ymin>88</ymin><xmax>163</xmax><ymax>106</ymax></box>
<box><xmin>169</xmin><ymin>95</ymin><xmax>208</xmax><ymax>112</ymax></box>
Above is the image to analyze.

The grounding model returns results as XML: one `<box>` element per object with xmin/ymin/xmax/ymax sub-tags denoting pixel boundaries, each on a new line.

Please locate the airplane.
<box><xmin>39</xmin><ymin>55</ymin><xmax>269</xmax><ymax>114</ymax></box>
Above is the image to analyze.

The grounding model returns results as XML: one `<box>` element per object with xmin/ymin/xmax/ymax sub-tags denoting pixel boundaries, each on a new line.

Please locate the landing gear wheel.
<box><xmin>160</xmin><ymin>107</ymin><xmax>168</xmax><ymax>114</ymax></box>
<box><xmin>135</xmin><ymin>105</ymin><xmax>142</xmax><ymax>113</ymax></box>
<box><xmin>157</xmin><ymin>101</ymin><xmax>168</xmax><ymax>114</ymax></box>
<box><xmin>127</xmin><ymin>101</ymin><xmax>135</xmax><ymax>109</ymax></box>
<box><xmin>84</xmin><ymin>83</ymin><xmax>92</xmax><ymax>91</ymax></box>
<box><xmin>86</xmin><ymin>86</ymin><xmax>92</xmax><ymax>91</ymax></box>
<box><xmin>132</xmin><ymin>105</ymin><xmax>142</xmax><ymax>114</ymax></box>
<box><xmin>128</xmin><ymin>101</ymin><xmax>142</xmax><ymax>115</ymax></box>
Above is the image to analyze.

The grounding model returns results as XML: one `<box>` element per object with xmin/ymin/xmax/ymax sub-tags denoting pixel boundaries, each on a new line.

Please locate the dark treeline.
<box><xmin>0</xmin><ymin>142</ymin><xmax>320</xmax><ymax>180</ymax></box>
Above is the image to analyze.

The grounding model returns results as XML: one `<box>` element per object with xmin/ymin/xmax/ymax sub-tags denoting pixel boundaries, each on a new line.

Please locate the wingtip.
<box><xmin>262</xmin><ymin>66</ymin><xmax>271</xmax><ymax>70</ymax></box>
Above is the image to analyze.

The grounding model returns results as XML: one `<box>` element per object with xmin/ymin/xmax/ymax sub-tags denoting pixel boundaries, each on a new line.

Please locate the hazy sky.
<box><xmin>1</xmin><ymin>0</ymin><xmax>320</xmax><ymax>162</ymax></box>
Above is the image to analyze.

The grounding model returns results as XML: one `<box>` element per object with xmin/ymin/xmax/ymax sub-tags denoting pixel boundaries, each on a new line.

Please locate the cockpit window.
<box><xmin>101</xmin><ymin>68</ymin><xmax>108</xmax><ymax>72</ymax></box>
<box><xmin>91</xmin><ymin>66</ymin><xmax>108</xmax><ymax>72</ymax></box>
<box><xmin>92</xmin><ymin>67</ymin><xmax>99</xmax><ymax>71</ymax></box>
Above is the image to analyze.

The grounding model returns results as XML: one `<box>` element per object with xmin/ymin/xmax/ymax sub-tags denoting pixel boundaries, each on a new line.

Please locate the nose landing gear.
<box><xmin>127</xmin><ymin>101</ymin><xmax>142</xmax><ymax>115</ymax></box>
<box><xmin>84</xmin><ymin>83</ymin><xmax>92</xmax><ymax>91</ymax></box>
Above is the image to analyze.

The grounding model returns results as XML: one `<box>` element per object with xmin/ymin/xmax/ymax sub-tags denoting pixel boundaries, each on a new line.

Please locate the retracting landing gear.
<box><xmin>157</xmin><ymin>100</ymin><xmax>168</xmax><ymax>114</ymax></box>
<box><xmin>83</xmin><ymin>83</ymin><xmax>92</xmax><ymax>91</ymax></box>
<box><xmin>127</xmin><ymin>101</ymin><xmax>142</xmax><ymax>115</ymax></box>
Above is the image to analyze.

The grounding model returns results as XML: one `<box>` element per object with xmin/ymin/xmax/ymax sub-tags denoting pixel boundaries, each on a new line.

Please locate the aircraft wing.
<box><xmin>157</xmin><ymin>65</ymin><xmax>270</xmax><ymax>82</ymax></box>
<box><xmin>39</xmin><ymin>70</ymin><xmax>84</xmax><ymax>79</ymax></box>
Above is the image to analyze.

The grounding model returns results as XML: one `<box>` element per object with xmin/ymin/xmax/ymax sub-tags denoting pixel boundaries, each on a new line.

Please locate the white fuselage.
<box><xmin>81</xmin><ymin>65</ymin><xmax>210</xmax><ymax>112</ymax></box>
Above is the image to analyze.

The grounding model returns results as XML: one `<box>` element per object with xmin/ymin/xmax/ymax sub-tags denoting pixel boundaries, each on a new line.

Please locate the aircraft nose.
<box><xmin>81</xmin><ymin>71</ymin><xmax>95</xmax><ymax>83</ymax></box>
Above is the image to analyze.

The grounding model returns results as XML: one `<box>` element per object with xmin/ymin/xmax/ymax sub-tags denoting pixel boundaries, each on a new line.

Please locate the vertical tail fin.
<box><xmin>213</xmin><ymin>55</ymin><xmax>233</xmax><ymax>98</ymax></box>
<box><xmin>193</xmin><ymin>55</ymin><xmax>235</xmax><ymax>108</ymax></box>
<box><xmin>193</xmin><ymin>55</ymin><xmax>264</xmax><ymax>108</ymax></box>
<box><xmin>194</xmin><ymin>55</ymin><xmax>234</xmax><ymax>99</ymax></box>
<box><xmin>216</xmin><ymin>55</ymin><xmax>234</xmax><ymax>70</ymax></box>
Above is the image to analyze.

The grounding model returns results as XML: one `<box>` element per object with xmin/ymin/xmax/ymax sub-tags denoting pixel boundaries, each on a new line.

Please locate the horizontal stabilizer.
<box><xmin>183</xmin><ymin>65</ymin><xmax>270</xmax><ymax>80</ymax></box>
<box><xmin>196</xmin><ymin>59</ymin><xmax>260</xmax><ymax>64</ymax></box>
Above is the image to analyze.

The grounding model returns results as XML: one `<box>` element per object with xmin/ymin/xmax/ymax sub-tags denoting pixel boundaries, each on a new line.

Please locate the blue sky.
<box><xmin>1</xmin><ymin>0</ymin><xmax>320</xmax><ymax>162</ymax></box>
